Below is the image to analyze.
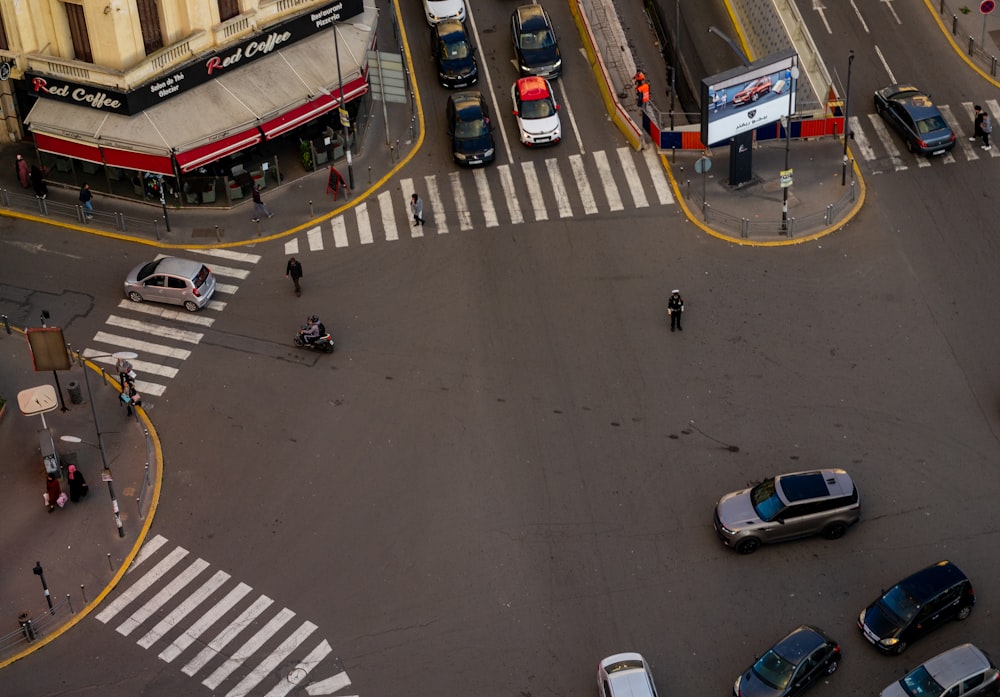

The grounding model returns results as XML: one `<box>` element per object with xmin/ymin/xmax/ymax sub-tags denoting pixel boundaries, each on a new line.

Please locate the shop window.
<box><xmin>137</xmin><ymin>0</ymin><xmax>164</xmax><ymax>55</ymax></box>
<box><xmin>65</xmin><ymin>2</ymin><xmax>93</xmax><ymax>63</ymax></box>
<box><xmin>218</xmin><ymin>0</ymin><xmax>240</xmax><ymax>22</ymax></box>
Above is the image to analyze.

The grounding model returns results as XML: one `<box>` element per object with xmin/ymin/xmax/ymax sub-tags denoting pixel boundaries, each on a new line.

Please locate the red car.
<box><xmin>733</xmin><ymin>76</ymin><xmax>772</xmax><ymax>106</ymax></box>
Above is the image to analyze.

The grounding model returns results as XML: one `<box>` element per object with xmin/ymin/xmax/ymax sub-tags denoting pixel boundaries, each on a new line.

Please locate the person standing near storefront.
<box><xmin>30</xmin><ymin>165</ymin><xmax>47</xmax><ymax>198</ymax></box>
<box><xmin>251</xmin><ymin>184</ymin><xmax>272</xmax><ymax>222</ymax></box>
<box><xmin>79</xmin><ymin>183</ymin><xmax>94</xmax><ymax>219</ymax></box>
<box><xmin>15</xmin><ymin>154</ymin><xmax>30</xmax><ymax>188</ymax></box>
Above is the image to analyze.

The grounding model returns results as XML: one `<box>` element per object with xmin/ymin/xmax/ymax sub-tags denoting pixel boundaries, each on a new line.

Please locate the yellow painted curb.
<box><xmin>923</xmin><ymin>0</ymin><xmax>1000</xmax><ymax>88</ymax></box>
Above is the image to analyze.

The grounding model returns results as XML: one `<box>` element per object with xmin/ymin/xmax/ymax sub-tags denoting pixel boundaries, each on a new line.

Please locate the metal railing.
<box><xmin>0</xmin><ymin>188</ymin><xmax>167</xmax><ymax>239</ymax></box>
<box><xmin>938</xmin><ymin>0</ymin><xmax>1000</xmax><ymax>76</ymax></box>
<box><xmin>0</xmin><ymin>597</ymin><xmax>73</xmax><ymax>659</ymax></box>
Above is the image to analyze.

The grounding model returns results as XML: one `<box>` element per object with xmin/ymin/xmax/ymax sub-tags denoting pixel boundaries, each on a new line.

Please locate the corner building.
<box><xmin>0</xmin><ymin>0</ymin><xmax>377</xmax><ymax>206</ymax></box>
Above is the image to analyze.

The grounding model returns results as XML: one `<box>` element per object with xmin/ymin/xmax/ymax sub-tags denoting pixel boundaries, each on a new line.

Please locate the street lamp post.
<box><xmin>33</xmin><ymin>562</ymin><xmax>53</xmax><ymax>612</ymax></box>
<box><xmin>781</xmin><ymin>65</ymin><xmax>800</xmax><ymax>233</ymax></box>
<box><xmin>842</xmin><ymin>50</ymin><xmax>855</xmax><ymax>186</ymax></box>
<box><xmin>74</xmin><ymin>350</ymin><xmax>137</xmax><ymax>538</ymax></box>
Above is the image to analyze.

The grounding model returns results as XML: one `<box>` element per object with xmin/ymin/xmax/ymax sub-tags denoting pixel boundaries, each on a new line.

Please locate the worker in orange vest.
<box><xmin>636</xmin><ymin>80</ymin><xmax>650</xmax><ymax>107</ymax></box>
<box><xmin>633</xmin><ymin>69</ymin><xmax>646</xmax><ymax>88</ymax></box>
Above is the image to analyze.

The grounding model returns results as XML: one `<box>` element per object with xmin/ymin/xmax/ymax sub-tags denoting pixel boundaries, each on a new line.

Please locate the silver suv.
<box><xmin>713</xmin><ymin>469</ymin><xmax>860</xmax><ymax>554</ymax></box>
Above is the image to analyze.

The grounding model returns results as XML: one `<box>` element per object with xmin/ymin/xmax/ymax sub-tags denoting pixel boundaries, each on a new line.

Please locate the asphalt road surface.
<box><xmin>2</xmin><ymin>1</ymin><xmax>1000</xmax><ymax>696</ymax></box>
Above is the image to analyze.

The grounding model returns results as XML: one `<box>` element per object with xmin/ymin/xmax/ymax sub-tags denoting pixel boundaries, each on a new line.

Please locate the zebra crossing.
<box><xmin>852</xmin><ymin>99</ymin><xmax>1000</xmax><ymax>174</ymax></box>
<box><xmin>283</xmin><ymin>146</ymin><xmax>674</xmax><ymax>254</ymax></box>
<box><xmin>96</xmin><ymin>534</ymin><xmax>354</xmax><ymax>697</ymax></box>
<box><xmin>83</xmin><ymin>248</ymin><xmax>261</xmax><ymax>398</ymax></box>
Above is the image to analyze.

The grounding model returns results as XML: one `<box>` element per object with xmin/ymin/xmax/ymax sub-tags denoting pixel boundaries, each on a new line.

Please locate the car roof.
<box><xmin>515</xmin><ymin>4</ymin><xmax>548</xmax><ymax>29</ymax></box>
<box><xmin>151</xmin><ymin>257</ymin><xmax>204</xmax><ymax>277</ymax></box>
<box><xmin>775</xmin><ymin>469</ymin><xmax>854</xmax><ymax>502</ymax></box>
<box><xmin>772</xmin><ymin>626</ymin><xmax>829</xmax><ymax>663</ymax></box>
<box><xmin>601</xmin><ymin>653</ymin><xmax>654</xmax><ymax>697</ymax></box>
<box><xmin>921</xmin><ymin>644</ymin><xmax>992</xmax><ymax>686</ymax></box>
<box><xmin>451</xmin><ymin>91</ymin><xmax>484</xmax><ymax>111</ymax></box>
<box><xmin>435</xmin><ymin>18</ymin><xmax>466</xmax><ymax>40</ymax></box>
<box><xmin>895</xmin><ymin>560</ymin><xmax>969</xmax><ymax>601</ymax></box>
<box><xmin>516</xmin><ymin>76</ymin><xmax>550</xmax><ymax>100</ymax></box>
<box><xmin>882</xmin><ymin>85</ymin><xmax>942</xmax><ymax>117</ymax></box>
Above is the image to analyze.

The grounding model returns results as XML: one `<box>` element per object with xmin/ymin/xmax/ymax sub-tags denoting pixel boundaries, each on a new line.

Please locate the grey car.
<box><xmin>124</xmin><ymin>256</ymin><xmax>216</xmax><ymax>311</ymax></box>
<box><xmin>881</xmin><ymin>644</ymin><xmax>999</xmax><ymax>697</ymax></box>
<box><xmin>713</xmin><ymin>469</ymin><xmax>860</xmax><ymax>554</ymax></box>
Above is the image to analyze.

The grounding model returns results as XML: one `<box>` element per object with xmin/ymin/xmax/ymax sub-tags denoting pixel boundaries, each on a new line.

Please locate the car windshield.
<box><xmin>916</xmin><ymin>115</ymin><xmax>947</xmax><ymax>134</ymax></box>
<box><xmin>455</xmin><ymin>115</ymin><xmax>488</xmax><ymax>139</ymax></box>
<box><xmin>521</xmin><ymin>98</ymin><xmax>555</xmax><ymax>119</ymax></box>
<box><xmin>899</xmin><ymin>665</ymin><xmax>944</xmax><ymax>697</ymax></box>
<box><xmin>880</xmin><ymin>584</ymin><xmax>921</xmax><ymax>624</ymax></box>
<box><xmin>520</xmin><ymin>30</ymin><xmax>555</xmax><ymax>50</ymax></box>
<box><xmin>752</xmin><ymin>650</ymin><xmax>795</xmax><ymax>690</ymax></box>
<box><xmin>442</xmin><ymin>39</ymin><xmax>470</xmax><ymax>60</ymax></box>
<box><xmin>137</xmin><ymin>260</ymin><xmax>161</xmax><ymax>280</ymax></box>
<box><xmin>749</xmin><ymin>478</ymin><xmax>784</xmax><ymax>522</ymax></box>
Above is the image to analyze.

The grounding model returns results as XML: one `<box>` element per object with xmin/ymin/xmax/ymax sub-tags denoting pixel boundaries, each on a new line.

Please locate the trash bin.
<box><xmin>67</xmin><ymin>380</ymin><xmax>82</xmax><ymax>404</ymax></box>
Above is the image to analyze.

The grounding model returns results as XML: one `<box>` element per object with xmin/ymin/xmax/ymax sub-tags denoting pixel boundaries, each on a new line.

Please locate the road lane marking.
<box><xmin>449</xmin><ymin>171</ymin><xmax>473</xmax><ymax>230</ymax></box>
<box><xmin>498</xmin><ymin>164</ymin><xmax>523</xmax><ymax>224</ymax></box>
<box><xmin>425</xmin><ymin>174</ymin><xmax>448</xmax><ymax>233</ymax></box>
<box><xmin>520</xmin><ymin>161</ymin><xmax>548</xmax><ymax>221</ymax></box>
<box><xmin>117</xmin><ymin>558</ymin><xmax>210</xmax><ymax>637</ymax></box>
<box><xmin>355</xmin><ymin>202</ymin><xmax>373</xmax><ymax>244</ymax></box>
<box><xmin>158</xmin><ymin>582</ymin><xmax>253</xmax><ymax>663</ymax></box>
<box><xmin>545</xmin><ymin>158</ymin><xmax>573</xmax><ymax>218</ymax></box>
<box><xmin>592</xmin><ymin>150</ymin><xmax>624</xmax><ymax>211</ymax></box>
<box><xmin>617</xmin><ymin>146</ymin><xmax>649</xmax><ymax>207</ymax></box>
<box><xmin>96</xmin><ymin>546</ymin><xmax>189</xmax><ymax>623</ymax></box>
<box><xmin>474</xmin><ymin>168</ymin><xmax>499</xmax><ymax>227</ymax></box>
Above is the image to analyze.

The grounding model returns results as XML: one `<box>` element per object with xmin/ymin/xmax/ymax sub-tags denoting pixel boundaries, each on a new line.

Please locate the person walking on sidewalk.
<box><xmin>286</xmin><ymin>257</ymin><xmax>303</xmax><ymax>296</ymax></box>
<box><xmin>251</xmin><ymin>184</ymin><xmax>272</xmax><ymax>222</ymax></box>
<box><xmin>30</xmin><ymin>165</ymin><xmax>47</xmax><ymax>198</ymax></box>
<box><xmin>45</xmin><ymin>474</ymin><xmax>62</xmax><ymax>513</ymax></box>
<box><xmin>972</xmin><ymin>105</ymin><xmax>992</xmax><ymax>150</ymax></box>
<box><xmin>15</xmin><ymin>154</ymin><xmax>30</xmax><ymax>188</ymax></box>
<box><xmin>79</xmin><ymin>183</ymin><xmax>94</xmax><ymax>219</ymax></box>
<box><xmin>410</xmin><ymin>193</ymin><xmax>425</xmax><ymax>226</ymax></box>
<box><xmin>67</xmin><ymin>465</ymin><xmax>89</xmax><ymax>502</ymax></box>
<box><xmin>667</xmin><ymin>289</ymin><xmax>684</xmax><ymax>332</ymax></box>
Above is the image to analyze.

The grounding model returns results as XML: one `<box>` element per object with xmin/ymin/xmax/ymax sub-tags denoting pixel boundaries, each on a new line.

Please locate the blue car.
<box><xmin>874</xmin><ymin>84</ymin><xmax>956</xmax><ymax>155</ymax></box>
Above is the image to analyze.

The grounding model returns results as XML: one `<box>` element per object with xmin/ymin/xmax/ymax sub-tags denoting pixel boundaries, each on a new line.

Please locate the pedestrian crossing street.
<box><xmin>96</xmin><ymin>534</ymin><xmax>355</xmax><ymax>697</ymax></box>
<box><xmin>852</xmin><ymin>99</ymin><xmax>1000</xmax><ymax>173</ymax></box>
<box><xmin>83</xmin><ymin>248</ymin><xmax>261</xmax><ymax>398</ymax></box>
<box><xmin>283</xmin><ymin>146</ymin><xmax>675</xmax><ymax>255</ymax></box>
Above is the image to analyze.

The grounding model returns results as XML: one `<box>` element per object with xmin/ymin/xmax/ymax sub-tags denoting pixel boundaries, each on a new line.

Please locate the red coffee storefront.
<box><xmin>21</xmin><ymin>0</ymin><xmax>376</xmax><ymax>207</ymax></box>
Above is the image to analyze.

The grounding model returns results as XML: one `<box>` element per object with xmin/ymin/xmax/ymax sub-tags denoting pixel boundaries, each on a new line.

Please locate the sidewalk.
<box><xmin>0</xmin><ymin>327</ymin><xmax>159</xmax><ymax>666</ymax></box>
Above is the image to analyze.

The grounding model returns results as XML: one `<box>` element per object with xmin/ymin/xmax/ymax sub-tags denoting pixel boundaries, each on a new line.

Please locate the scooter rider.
<box><xmin>299</xmin><ymin>315</ymin><xmax>321</xmax><ymax>344</ymax></box>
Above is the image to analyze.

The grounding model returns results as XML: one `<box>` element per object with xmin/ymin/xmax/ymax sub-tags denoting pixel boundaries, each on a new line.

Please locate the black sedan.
<box><xmin>874</xmin><ymin>84</ymin><xmax>956</xmax><ymax>155</ymax></box>
<box><xmin>511</xmin><ymin>4</ymin><xmax>561</xmax><ymax>79</ymax></box>
<box><xmin>431</xmin><ymin>19</ymin><xmax>477</xmax><ymax>89</ymax></box>
<box><xmin>734</xmin><ymin>626</ymin><xmax>840</xmax><ymax>697</ymax></box>
<box><xmin>446</xmin><ymin>91</ymin><xmax>495</xmax><ymax>167</ymax></box>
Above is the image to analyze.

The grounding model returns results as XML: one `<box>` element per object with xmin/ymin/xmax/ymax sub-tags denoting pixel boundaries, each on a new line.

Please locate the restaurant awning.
<box><xmin>24</xmin><ymin>7</ymin><xmax>377</xmax><ymax>174</ymax></box>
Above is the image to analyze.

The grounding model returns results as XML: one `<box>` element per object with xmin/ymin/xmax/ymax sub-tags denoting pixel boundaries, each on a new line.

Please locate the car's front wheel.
<box><xmin>736</xmin><ymin>537</ymin><xmax>761</xmax><ymax>555</ymax></box>
<box><xmin>183</xmin><ymin>300</ymin><xmax>199</xmax><ymax>312</ymax></box>
<box><xmin>127</xmin><ymin>291</ymin><xmax>143</xmax><ymax>303</ymax></box>
<box><xmin>822</xmin><ymin>522</ymin><xmax>848</xmax><ymax>540</ymax></box>
<box><xmin>893</xmin><ymin>640</ymin><xmax>908</xmax><ymax>655</ymax></box>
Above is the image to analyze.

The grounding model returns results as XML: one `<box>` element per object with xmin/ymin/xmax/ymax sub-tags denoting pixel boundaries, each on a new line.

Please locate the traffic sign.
<box><xmin>981</xmin><ymin>0</ymin><xmax>995</xmax><ymax>15</ymax></box>
<box><xmin>780</xmin><ymin>169</ymin><xmax>794</xmax><ymax>188</ymax></box>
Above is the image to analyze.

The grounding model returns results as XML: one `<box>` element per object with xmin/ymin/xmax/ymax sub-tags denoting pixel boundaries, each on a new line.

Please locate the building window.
<box><xmin>137</xmin><ymin>0</ymin><xmax>164</xmax><ymax>55</ymax></box>
<box><xmin>218</xmin><ymin>0</ymin><xmax>240</xmax><ymax>22</ymax></box>
<box><xmin>65</xmin><ymin>2</ymin><xmax>93</xmax><ymax>63</ymax></box>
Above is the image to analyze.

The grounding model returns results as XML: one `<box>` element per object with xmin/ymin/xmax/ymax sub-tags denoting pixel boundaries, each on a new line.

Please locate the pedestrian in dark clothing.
<box><xmin>667</xmin><ymin>289</ymin><xmax>684</xmax><ymax>332</ymax></box>
<box><xmin>15</xmin><ymin>154</ymin><xmax>30</xmax><ymax>188</ymax></box>
<box><xmin>286</xmin><ymin>257</ymin><xmax>303</xmax><ymax>296</ymax></box>
<box><xmin>410</xmin><ymin>193</ymin><xmax>424</xmax><ymax>226</ymax></box>
<box><xmin>971</xmin><ymin>105</ymin><xmax>993</xmax><ymax>149</ymax></box>
<box><xmin>45</xmin><ymin>474</ymin><xmax>61</xmax><ymax>513</ymax></box>
<box><xmin>30</xmin><ymin>165</ymin><xmax>47</xmax><ymax>198</ymax></box>
<box><xmin>79</xmin><ymin>183</ymin><xmax>94</xmax><ymax>219</ymax></box>
<box><xmin>251</xmin><ymin>184</ymin><xmax>272</xmax><ymax>222</ymax></box>
<box><xmin>67</xmin><ymin>465</ymin><xmax>89</xmax><ymax>502</ymax></box>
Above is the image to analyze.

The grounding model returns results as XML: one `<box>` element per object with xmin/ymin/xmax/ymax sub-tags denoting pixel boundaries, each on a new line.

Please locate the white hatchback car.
<box><xmin>598</xmin><ymin>653</ymin><xmax>659</xmax><ymax>697</ymax></box>
<box><xmin>422</xmin><ymin>0</ymin><xmax>465</xmax><ymax>24</ymax></box>
<box><xmin>880</xmin><ymin>644</ymin><xmax>999</xmax><ymax>697</ymax></box>
<box><xmin>511</xmin><ymin>76</ymin><xmax>562</xmax><ymax>146</ymax></box>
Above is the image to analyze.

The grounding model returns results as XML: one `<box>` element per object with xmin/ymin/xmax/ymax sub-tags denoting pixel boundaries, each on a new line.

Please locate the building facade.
<box><xmin>0</xmin><ymin>0</ymin><xmax>377</xmax><ymax>205</ymax></box>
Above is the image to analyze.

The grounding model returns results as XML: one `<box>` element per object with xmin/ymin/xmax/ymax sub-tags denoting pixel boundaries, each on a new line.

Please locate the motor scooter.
<box><xmin>293</xmin><ymin>325</ymin><xmax>334</xmax><ymax>353</ymax></box>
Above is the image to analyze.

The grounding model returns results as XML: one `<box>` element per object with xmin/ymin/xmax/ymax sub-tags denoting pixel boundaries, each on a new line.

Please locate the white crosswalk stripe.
<box><xmin>866</xmin><ymin>113</ymin><xmax>909</xmax><ymax>172</ymax></box>
<box><xmin>96</xmin><ymin>535</ymin><xmax>350</xmax><ymax>697</ymax></box>
<box><xmin>307</xmin><ymin>225</ymin><xmax>324</xmax><ymax>251</ymax></box>
<box><xmin>293</xmin><ymin>147</ymin><xmax>675</xmax><ymax>252</ymax></box>
<box><xmin>84</xmin><ymin>250</ymin><xmax>259</xmax><ymax>398</ymax></box>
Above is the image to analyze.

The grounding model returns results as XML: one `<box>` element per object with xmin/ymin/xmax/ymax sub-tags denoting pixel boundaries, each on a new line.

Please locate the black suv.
<box><xmin>858</xmin><ymin>560</ymin><xmax>975</xmax><ymax>655</ymax></box>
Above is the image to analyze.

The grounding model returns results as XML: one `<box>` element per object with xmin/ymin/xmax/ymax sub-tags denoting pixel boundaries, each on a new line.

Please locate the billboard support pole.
<box><xmin>781</xmin><ymin>66</ymin><xmax>799</xmax><ymax>234</ymax></box>
<box><xmin>841</xmin><ymin>50</ymin><xmax>854</xmax><ymax>186</ymax></box>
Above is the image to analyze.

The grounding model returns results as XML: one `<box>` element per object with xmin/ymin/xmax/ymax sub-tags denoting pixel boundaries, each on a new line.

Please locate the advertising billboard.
<box><xmin>701</xmin><ymin>49</ymin><xmax>798</xmax><ymax>147</ymax></box>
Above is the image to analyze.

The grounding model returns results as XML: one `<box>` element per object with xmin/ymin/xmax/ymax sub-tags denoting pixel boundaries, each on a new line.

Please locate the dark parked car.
<box><xmin>859</xmin><ymin>560</ymin><xmax>975</xmax><ymax>655</ymax></box>
<box><xmin>734</xmin><ymin>625</ymin><xmax>841</xmax><ymax>697</ymax></box>
<box><xmin>446</xmin><ymin>91</ymin><xmax>495</xmax><ymax>167</ymax></box>
<box><xmin>713</xmin><ymin>469</ymin><xmax>860</xmax><ymax>554</ymax></box>
<box><xmin>431</xmin><ymin>19</ymin><xmax>477</xmax><ymax>89</ymax></box>
<box><xmin>732</xmin><ymin>76</ymin><xmax>772</xmax><ymax>106</ymax></box>
<box><xmin>874</xmin><ymin>84</ymin><xmax>957</xmax><ymax>155</ymax></box>
<box><xmin>511</xmin><ymin>4</ymin><xmax>561</xmax><ymax>79</ymax></box>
